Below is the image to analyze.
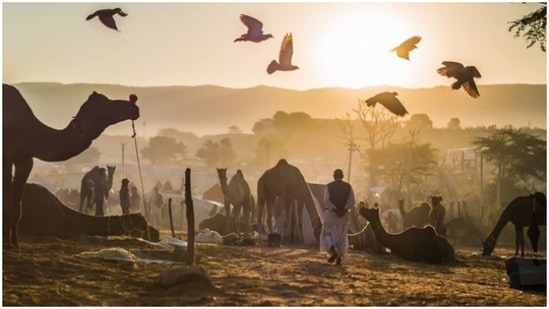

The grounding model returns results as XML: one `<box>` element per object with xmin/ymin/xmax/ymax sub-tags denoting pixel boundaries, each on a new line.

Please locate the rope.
<box><xmin>131</xmin><ymin>120</ymin><xmax>152</xmax><ymax>243</ymax></box>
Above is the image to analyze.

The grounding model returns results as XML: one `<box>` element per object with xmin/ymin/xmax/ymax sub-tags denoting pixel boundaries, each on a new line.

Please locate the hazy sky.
<box><xmin>2</xmin><ymin>2</ymin><xmax>547</xmax><ymax>90</ymax></box>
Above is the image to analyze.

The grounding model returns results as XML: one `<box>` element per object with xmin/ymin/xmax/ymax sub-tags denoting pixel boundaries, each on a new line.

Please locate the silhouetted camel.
<box><xmin>428</xmin><ymin>195</ymin><xmax>446</xmax><ymax>236</ymax></box>
<box><xmin>482</xmin><ymin>192</ymin><xmax>546</xmax><ymax>257</ymax></box>
<box><xmin>20</xmin><ymin>184</ymin><xmax>159</xmax><ymax>241</ymax></box>
<box><xmin>257</xmin><ymin>159</ymin><xmax>322</xmax><ymax>244</ymax></box>
<box><xmin>216</xmin><ymin>168</ymin><xmax>254</xmax><ymax>236</ymax></box>
<box><xmin>359</xmin><ymin>203</ymin><xmax>455</xmax><ymax>263</ymax></box>
<box><xmin>79</xmin><ymin>165</ymin><xmax>116</xmax><ymax>214</ymax></box>
<box><xmin>397</xmin><ymin>198</ymin><xmax>430</xmax><ymax>230</ymax></box>
<box><xmin>3</xmin><ymin>84</ymin><xmax>139</xmax><ymax>248</ymax></box>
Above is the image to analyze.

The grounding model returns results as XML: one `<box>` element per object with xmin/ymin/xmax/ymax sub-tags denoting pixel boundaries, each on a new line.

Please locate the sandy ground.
<box><xmin>2</xmin><ymin>232</ymin><xmax>546</xmax><ymax>306</ymax></box>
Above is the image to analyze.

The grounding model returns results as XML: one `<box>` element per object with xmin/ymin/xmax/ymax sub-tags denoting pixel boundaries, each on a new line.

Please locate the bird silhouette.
<box><xmin>234</xmin><ymin>14</ymin><xmax>273</xmax><ymax>43</ymax></box>
<box><xmin>437</xmin><ymin>61</ymin><xmax>482</xmax><ymax>98</ymax></box>
<box><xmin>365</xmin><ymin>92</ymin><xmax>409</xmax><ymax>117</ymax></box>
<box><xmin>86</xmin><ymin>8</ymin><xmax>128</xmax><ymax>32</ymax></box>
<box><xmin>391</xmin><ymin>36</ymin><xmax>421</xmax><ymax>60</ymax></box>
<box><xmin>267</xmin><ymin>33</ymin><xmax>300</xmax><ymax>74</ymax></box>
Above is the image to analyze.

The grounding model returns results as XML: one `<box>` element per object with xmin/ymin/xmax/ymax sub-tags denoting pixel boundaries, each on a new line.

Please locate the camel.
<box><xmin>397</xmin><ymin>198</ymin><xmax>430</xmax><ymax>230</ymax></box>
<box><xmin>3</xmin><ymin>84</ymin><xmax>139</xmax><ymax>248</ymax></box>
<box><xmin>444</xmin><ymin>201</ymin><xmax>483</xmax><ymax>247</ymax></box>
<box><xmin>216</xmin><ymin>168</ymin><xmax>254</xmax><ymax>236</ymax></box>
<box><xmin>79</xmin><ymin>165</ymin><xmax>116</xmax><ymax>213</ymax></box>
<box><xmin>482</xmin><ymin>192</ymin><xmax>546</xmax><ymax>257</ymax></box>
<box><xmin>256</xmin><ymin>159</ymin><xmax>322</xmax><ymax>244</ymax></box>
<box><xmin>359</xmin><ymin>203</ymin><xmax>455</xmax><ymax>263</ymax></box>
<box><xmin>428</xmin><ymin>195</ymin><xmax>447</xmax><ymax>236</ymax></box>
<box><xmin>20</xmin><ymin>183</ymin><xmax>159</xmax><ymax>241</ymax></box>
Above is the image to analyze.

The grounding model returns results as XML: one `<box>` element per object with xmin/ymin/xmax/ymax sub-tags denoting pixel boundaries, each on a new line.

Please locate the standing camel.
<box><xmin>3</xmin><ymin>84</ymin><xmax>139</xmax><ymax>248</ymax></box>
<box><xmin>428</xmin><ymin>195</ymin><xmax>447</xmax><ymax>236</ymax></box>
<box><xmin>79</xmin><ymin>165</ymin><xmax>116</xmax><ymax>214</ymax></box>
<box><xmin>216</xmin><ymin>168</ymin><xmax>254</xmax><ymax>236</ymax></box>
<box><xmin>397</xmin><ymin>198</ymin><xmax>430</xmax><ymax>230</ymax></box>
<box><xmin>256</xmin><ymin>159</ymin><xmax>322</xmax><ymax>244</ymax></box>
<box><xmin>482</xmin><ymin>192</ymin><xmax>546</xmax><ymax>257</ymax></box>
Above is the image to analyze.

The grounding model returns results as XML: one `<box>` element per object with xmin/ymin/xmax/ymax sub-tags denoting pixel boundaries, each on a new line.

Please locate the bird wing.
<box><xmin>467</xmin><ymin>66</ymin><xmax>482</xmax><ymax>78</ymax></box>
<box><xmin>279</xmin><ymin>33</ymin><xmax>294</xmax><ymax>65</ymax></box>
<box><xmin>86</xmin><ymin>11</ymin><xmax>98</xmax><ymax>20</ymax></box>
<box><xmin>400</xmin><ymin>35</ymin><xmax>421</xmax><ymax>50</ymax></box>
<box><xmin>376</xmin><ymin>92</ymin><xmax>408</xmax><ymax>116</ymax></box>
<box><xmin>98</xmin><ymin>14</ymin><xmax>118</xmax><ymax>31</ymax></box>
<box><xmin>396</xmin><ymin>50</ymin><xmax>410</xmax><ymax>60</ymax></box>
<box><xmin>240</xmin><ymin>14</ymin><xmax>263</xmax><ymax>35</ymax></box>
<box><xmin>462</xmin><ymin>80</ymin><xmax>480</xmax><ymax>99</ymax></box>
<box><xmin>437</xmin><ymin>61</ymin><xmax>464</xmax><ymax>77</ymax></box>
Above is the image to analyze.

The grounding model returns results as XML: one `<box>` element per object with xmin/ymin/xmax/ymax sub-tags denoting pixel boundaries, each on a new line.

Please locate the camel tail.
<box><xmin>267</xmin><ymin>60</ymin><xmax>278</xmax><ymax>74</ymax></box>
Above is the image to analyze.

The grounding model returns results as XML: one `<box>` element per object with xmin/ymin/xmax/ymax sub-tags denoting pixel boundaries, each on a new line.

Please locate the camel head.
<box><xmin>359</xmin><ymin>202</ymin><xmax>380</xmax><ymax>223</ymax></box>
<box><xmin>532</xmin><ymin>192</ymin><xmax>547</xmax><ymax>206</ymax></box>
<box><xmin>481</xmin><ymin>239</ymin><xmax>494</xmax><ymax>256</ymax></box>
<box><xmin>431</xmin><ymin>195</ymin><xmax>443</xmax><ymax>206</ymax></box>
<box><xmin>216</xmin><ymin>168</ymin><xmax>228</xmax><ymax>182</ymax></box>
<box><xmin>72</xmin><ymin>91</ymin><xmax>139</xmax><ymax>141</ymax></box>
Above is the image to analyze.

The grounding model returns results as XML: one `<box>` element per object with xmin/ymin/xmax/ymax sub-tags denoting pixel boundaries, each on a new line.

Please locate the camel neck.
<box><xmin>32</xmin><ymin>120</ymin><xmax>93</xmax><ymax>162</ymax></box>
<box><xmin>368</xmin><ymin>217</ymin><xmax>390</xmax><ymax>246</ymax></box>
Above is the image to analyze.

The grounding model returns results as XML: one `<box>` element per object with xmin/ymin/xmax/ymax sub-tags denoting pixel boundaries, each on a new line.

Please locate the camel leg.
<box><xmin>266</xmin><ymin>197</ymin><xmax>275</xmax><ymax>234</ymax></box>
<box><xmin>234</xmin><ymin>204</ymin><xmax>242</xmax><ymax>236</ymax></box>
<box><xmin>223</xmin><ymin>201</ymin><xmax>231</xmax><ymax>234</ymax></box>
<box><xmin>242</xmin><ymin>196</ymin><xmax>251</xmax><ymax>237</ymax></box>
<box><xmin>9</xmin><ymin>157</ymin><xmax>33</xmax><ymax>249</ymax></box>
<box><xmin>3</xmin><ymin>160</ymin><xmax>14</xmax><ymax>248</ymax></box>
<box><xmin>515</xmin><ymin>225</ymin><xmax>525</xmax><ymax>256</ymax></box>
<box><xmin>527</xmin><ymin>224</ymin><xmax>540</xmax><ymax>254</ymax></box>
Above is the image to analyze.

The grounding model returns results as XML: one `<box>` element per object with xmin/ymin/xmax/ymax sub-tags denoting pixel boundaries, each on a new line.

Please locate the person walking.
<box><xmin>119</xmin><ymin>178</ymin><xmax>131</xmax><ymax>215</ymax></box>
<box><xmin>320</xmin><ymin>169</ymin><xmax>356</xmax><ymax>265</ymax></box>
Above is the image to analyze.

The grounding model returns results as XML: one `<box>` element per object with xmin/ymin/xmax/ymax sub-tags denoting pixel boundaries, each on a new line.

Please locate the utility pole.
<box><xmin>120</xmin><ymin>142</ymin><xmax>126</xmax><ymax>178</ymax></box>
<box><xmin>347</xmin><ymin>142</ymin><xmax>359</xmax><ymax>183</ymax></box>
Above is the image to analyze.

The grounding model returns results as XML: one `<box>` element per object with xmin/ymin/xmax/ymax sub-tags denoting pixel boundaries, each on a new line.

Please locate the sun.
<box><xmin>312</xmin><ymin>10</ymin><xmax>417</xmax><ymax>89</ymax></box>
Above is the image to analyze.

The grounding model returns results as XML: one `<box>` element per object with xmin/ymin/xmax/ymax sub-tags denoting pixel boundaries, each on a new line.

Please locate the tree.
<box><xmin>354</xmin><ymin>100</ymin><xmax>401</xmax><ymax>187</ymax></box>
<box><xmin>447</xmin><ymin>118</ymin><xmax>461</xmax><ymax>130</ymax></box>
<box><xmin>196</xmin><ymin>137</ymin><xmax>237</xmax><ymax>168</ymax></box>
<box><xmin>228</xmin><ymin>125</ymin><xmax>242</xmax><ymax>134</ymax></box>
<box><xmin>406</xmin><ymin>114</ymin><xmax>433</xmax><ymax>131</ymax></box>
<box><xmin>141</xmin><ymin>136</ymin><xmax>187</xmax><ymax>165</ymax></box>
<box><xmin>368</xmin><ymin>142</ymin><xmax>438</xmax><ymax>195</ymax></box>
<box><xmin>472</xmin><ymin>128</ymin><xmax>546</xmax><ymax>208</ymax></box>
<box><xmin>509</xmin><ymin>3</ymin><xmax>546</xmax><ymax>52</ymax></box>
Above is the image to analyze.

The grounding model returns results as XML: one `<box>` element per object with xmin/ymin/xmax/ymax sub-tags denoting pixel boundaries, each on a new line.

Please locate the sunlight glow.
<box><xmin>313</xmin><ymin>9</ymin><xmax>419</xmax><ymax>88</ymax></box>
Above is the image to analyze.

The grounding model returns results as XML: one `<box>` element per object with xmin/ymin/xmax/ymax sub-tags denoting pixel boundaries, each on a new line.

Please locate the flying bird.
<box><xmin>365</xmin><ymin>92</ymin><xmax>409</xmax><ymax>117</ymax></box>
<box><xmin>86</xmin><ymin>8</ymin><xmax>128</xmax><ymax>31</ymax></box>
<box><xmin>437</xmin><ymin>61</ymin><xmax>482</xmax><ymax>98</ymax></box>
<box><xmin>267</xmin><ymin>33</ymin><xmax>300</xmax><ymax>74</ymax></box>
<box><xmin>391</xmin><ymin>35</ymin><xmax>421</xmax><ymax>60</ymax></box>
<box><xmin>234</xmin><ymin>14</ymin><xmax>273</xmax><ymax>43</ymax></box>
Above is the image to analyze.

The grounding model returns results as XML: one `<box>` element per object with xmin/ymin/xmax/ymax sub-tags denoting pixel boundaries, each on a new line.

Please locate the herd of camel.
<box><xmin>3</xmin><ymin>83</ymin><xmax>547</xmax><ymax>265</ymax></box>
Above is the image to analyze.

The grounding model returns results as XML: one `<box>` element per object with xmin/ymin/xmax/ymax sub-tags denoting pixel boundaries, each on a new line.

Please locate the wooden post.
<box><xmin>168</xmin><ymin>198</ymin><xmax>176</xmax><ymax>237</ymax></box>
<box><xmin>185</xmin><ymin>168</ymin><xmax>195</xmax><ymax>266</ymax></box>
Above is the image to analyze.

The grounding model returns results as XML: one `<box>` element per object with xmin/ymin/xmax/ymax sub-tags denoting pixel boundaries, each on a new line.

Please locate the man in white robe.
<box><xmin>320</xmin><ymin>169</ymin><xmax>356</xmax><ymax>265</ymax></box>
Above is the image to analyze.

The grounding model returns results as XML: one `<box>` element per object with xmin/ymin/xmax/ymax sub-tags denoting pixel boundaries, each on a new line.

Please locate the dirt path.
<box><xmin>2</xmin><ymin>236</ymin><xmax>546</xmax><ymax>306</ymax></box>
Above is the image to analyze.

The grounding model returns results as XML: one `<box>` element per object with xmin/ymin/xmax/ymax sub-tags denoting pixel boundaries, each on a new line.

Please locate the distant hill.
<box><xmin>10</xmin><ymin>82</ymin><xmax>546</xmax><ymax>136</ymax></box>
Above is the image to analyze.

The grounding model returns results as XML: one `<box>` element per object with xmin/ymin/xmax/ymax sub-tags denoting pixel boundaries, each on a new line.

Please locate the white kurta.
<box><xmin>319</xmin><ymin>183</ymin><xmax>356</xmax><ymax>258</ymax></box>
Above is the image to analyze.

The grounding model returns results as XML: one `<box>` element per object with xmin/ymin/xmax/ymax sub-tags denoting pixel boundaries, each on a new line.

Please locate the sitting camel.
<box><xmin>483</xmin><ymin>192</ymin><xmax>546</xmax><ymax>257</ymax></box>
<box><xmin>20</xmin><ymin>183</ymin><xmax>159</xmax><ymax>241</ymax></box>
<box><xmin>397</xmin><ymin>198</ymin><xmax>430</xmax><ymax>230</ymax></box>
<box><xmin>444</xmin><ymin>201</ymin><xmax>483</xmax><ymax>247</ymax></box>
<box><xmin>3</xmin><ymin>84</ymin><xmax>139</xmax><ymax>248</ymax></box>
<box><xmin>359</xmin><ymin>203</ymin><xmax>455</xmax><ymax>263</ymax></box>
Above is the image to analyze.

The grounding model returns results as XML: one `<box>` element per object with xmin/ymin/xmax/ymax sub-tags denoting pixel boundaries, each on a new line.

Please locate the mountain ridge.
<box><xmin>10</xmin><ymin>82</ymin><xmax>547</xmax><ymax>136</ymax></box>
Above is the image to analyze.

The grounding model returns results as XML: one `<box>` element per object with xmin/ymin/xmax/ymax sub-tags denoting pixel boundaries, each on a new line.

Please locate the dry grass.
<box><xmin>2</xmin><ymin>235</ymin><xmax>546</xmax><ymax>306</ymax></box>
